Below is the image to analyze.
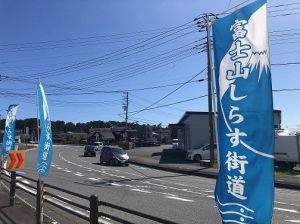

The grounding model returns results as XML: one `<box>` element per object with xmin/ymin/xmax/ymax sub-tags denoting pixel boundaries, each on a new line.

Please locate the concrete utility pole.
<box><xmin>206</xmin><ymin>16</ymin><xmax>215</xmax><ymax>167</ymax></box>
<box><xmin>123</xmin><ymin>92</ymin><xmax>129</xmax><ymax>141</ymax></box>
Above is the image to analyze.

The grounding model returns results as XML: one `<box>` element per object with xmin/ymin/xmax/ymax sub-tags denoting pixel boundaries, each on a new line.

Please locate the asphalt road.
<box><xmin>8</xmin><ymin>145</ymin><xmax>300</xmax><ymax>224</ymax></box>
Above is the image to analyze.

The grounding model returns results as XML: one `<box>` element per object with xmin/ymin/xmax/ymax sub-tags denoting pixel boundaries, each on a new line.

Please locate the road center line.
<box><xmin>165</xmin><ymin>196</ymin><xmax>194</xmax><ymax>202</ymax></box>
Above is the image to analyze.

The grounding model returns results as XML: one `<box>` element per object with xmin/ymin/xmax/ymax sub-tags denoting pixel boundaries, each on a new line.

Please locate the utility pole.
<box><xmin>206</xmin><ymin>16</ymin><xmax>215</xmax><ymax>167</ymax></box>
<box><xmin>122</xmin><ymin>92</ymin><xmax>129</xmax><ymax>141</ymax></box>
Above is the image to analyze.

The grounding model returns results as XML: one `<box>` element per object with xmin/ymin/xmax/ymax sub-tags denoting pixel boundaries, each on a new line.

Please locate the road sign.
<box><xmin>7</xmin><ymin>150</ymin><xmax>25</xmax><ymax>171</ymax></box>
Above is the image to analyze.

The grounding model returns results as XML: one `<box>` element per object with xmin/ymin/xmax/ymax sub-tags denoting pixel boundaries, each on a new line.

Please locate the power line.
<box><xmin>0</xmin><ymin>25</ymin><xmax>183</xmax><ymax>48</ymax></box>
<box><xmin>268</xmin><ymin>2</ymin><xmax>300</xmax><ymax>8</ymax></box>
<box><xmin>272</xmin><ymin>62</ymin><xmax>300</xmax><ymax>66</ymax></box>
<box><xmin>129</xmin><ymin>68</ymin><xmax>207</xmax><ymax>116</ymax></box>
<box><xmin>17</xmin><ymin>22</ymin><xmax>200</xmax><ymax>80</ymax></box>
<box><xmin>269</xmin><ymin>10</ymin><xmax>300</xmax><ymax>18</ymax></box>
<box><xmin>49</xmin><ymin>41</ymin><xmax>202</xmax><ymax>90</ymax></box>
<box><xmin>273</xmin><ymin>88</ymin><xmax>300</xmax><ymax>92</ymax></box>
<box><xmin>129</xmin><ymin>95</ymin><xmax>209</xmax><ymax>113</ymax></box>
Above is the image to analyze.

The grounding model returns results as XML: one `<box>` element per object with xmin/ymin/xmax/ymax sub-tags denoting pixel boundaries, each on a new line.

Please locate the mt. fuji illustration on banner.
<box><xmin>212</xmin><ymin>0</ymin><xmax>274</xmax><ymax>223</ymax></box>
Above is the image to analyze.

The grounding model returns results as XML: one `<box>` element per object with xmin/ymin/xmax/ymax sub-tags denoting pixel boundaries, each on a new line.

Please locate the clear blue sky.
<box><xmin>0</xmin><ymin>0</ymin><xmax>299</xmax><ymax>128</ymax></box>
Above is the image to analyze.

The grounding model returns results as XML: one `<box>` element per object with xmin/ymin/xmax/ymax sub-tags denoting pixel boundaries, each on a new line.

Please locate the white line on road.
<box><xmin>58</xmin><ymin>150</ymin><xmax>212</xmax><ymax>198</ymax></box>
<box><xmin>165</xmin><ymin>196</ymin><xmax>194</xmax><ymax>202</ymax></box>
<box><xmin>152</xmin><ymin>191</ymin><xmax>177</xmax><ymax>197</ymax></box>
<box><xmin>274</xmin><ymin>207</ymin><xmax>300</xmax><ymax>214</ymax></box>
<box><xmin>143</xmin><ymin>181</ymin><xmax>206</xmax><ymax>196</ymax></box>
<box><xmin>64</xmin><ymin>169</ymin><xmax>72</xmax><ymax>173</ymax></box>
<box><xmin>110</xmin><ymin>183</ymin><xmax>123</xmax><ymax>187</ymax></box>
<box><xmin>130</xmin><ymin>189</ymin><xmax>152</xmax><ymax>193</ymax></box>
<box><xmin>285</xmin><ymin>220</ymin><xmax>300</xmax><ymax>223</ymax></box>
<box><xmin>88</xmin><ymin>178</ymin><xmax>101</xmax><ymax>181</ymax></box>
<box><xmin>74</xmin><ymin>173</ymin><xmax>84</xmax><ymax>177</ymax></box>
<box><xmin>56</xmin><ymin>167</ymin><xmax>63</xmax><ymax>170</ymax></box>
<box><xmin>275</xmin><ymin>201</ymin><xmax>300</xmax><ymax>208</ymax></box>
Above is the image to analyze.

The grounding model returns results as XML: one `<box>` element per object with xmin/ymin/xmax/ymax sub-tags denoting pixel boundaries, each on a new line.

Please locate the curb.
<box><xmin>129</xmin><ymin>160</ymin><xmax>218</xmax><ymax>179</ymax></box>
<box><xmin>129</xmin><ymin>159</ymin><xmax>300</xmax><ymax>191</ymax></box>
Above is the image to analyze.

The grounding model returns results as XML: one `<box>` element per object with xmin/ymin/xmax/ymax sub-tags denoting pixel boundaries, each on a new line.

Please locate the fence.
<box><xmin>0</xmin><ymin>167</ymin><xmax>180</xmax><ymax>224</ymax></box>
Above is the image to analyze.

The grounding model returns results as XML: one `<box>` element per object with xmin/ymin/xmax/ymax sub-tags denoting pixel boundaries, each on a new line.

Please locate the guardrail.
<box><xmin>0</xmin><ymin>167</ymin><xmax>180</xmax><ymax>224</ymax></box>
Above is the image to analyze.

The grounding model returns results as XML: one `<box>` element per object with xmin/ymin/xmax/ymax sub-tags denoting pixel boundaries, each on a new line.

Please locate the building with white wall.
<box><xmin>176</xmin><ymin>110</ymin><xmax>281</xmax><ymax>151</ymax></box>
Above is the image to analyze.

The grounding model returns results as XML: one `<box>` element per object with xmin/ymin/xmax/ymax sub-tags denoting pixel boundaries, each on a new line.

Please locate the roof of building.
<box><xmin>178</xmin><ymin>111</ymin><xmax>211</xmax><ymax>124</ymax></box>
<box><xmin>178</xmin><ymin>110</ymin><xmax>282</xmax><ymax>125</ymax></box>
<box><xmin>88</xmin><ymin>128</ymin><xmax>115</xmax><ymax>140</ymax></box>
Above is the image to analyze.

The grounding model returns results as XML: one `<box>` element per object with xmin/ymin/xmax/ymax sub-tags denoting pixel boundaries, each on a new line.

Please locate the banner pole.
<box><xmin>36</xmin><ymin>81</ymin><xmax>40</xmax><ymax>180</ymax></box>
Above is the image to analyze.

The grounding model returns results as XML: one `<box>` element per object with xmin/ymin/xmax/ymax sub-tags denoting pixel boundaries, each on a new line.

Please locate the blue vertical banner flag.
<box><xmin>2</xmin><ymin>104</ymin><xmax>19</xmax><ymax>158</ymax></box>
<box><xmin>212</xmin><ymin>0</ymin><xmax>274</xmax><ymax>223</ymax></box>
<box><xmin>37</xmin><ymin>81</ymin><xmax>53</xmax><ymax>176</ymax></box>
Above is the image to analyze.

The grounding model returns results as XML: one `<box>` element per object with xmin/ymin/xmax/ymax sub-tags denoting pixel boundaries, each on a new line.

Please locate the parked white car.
<box><xmin>186</xmin><ymin>144</ymin><xmax>217</xmax><ymax>161</ymax></box>
<box><xmin>172</xmin><ymin>139</ymin><xmax>179</xmax><ymax>149</ymax></box>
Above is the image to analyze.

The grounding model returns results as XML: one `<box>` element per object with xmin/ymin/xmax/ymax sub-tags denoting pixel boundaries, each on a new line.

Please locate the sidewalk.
<box><xmin>0</xmin><ymin>186</ymin><xmax>52</xmax><ymax>224</ymax></box>
<box><xmin>127</xmin><ymin>145</ymin><xmax>300</xmax><ymax>190</ymax></box>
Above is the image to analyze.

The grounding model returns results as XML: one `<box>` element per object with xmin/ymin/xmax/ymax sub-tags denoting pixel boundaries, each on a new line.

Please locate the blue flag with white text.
<box><xmin>1</xmin><ymin>104</ymin><xmax>19</xmax><ymax>158</ymax></box>
<box><xmin>213</xmin><ymin>0</ymin><xmax>274</xmax><ymax>223</ymax></box>
<box><xmin>37</xmin><ymin>82</ymin><xmax>53</xmax><ymax>176</ymax></box>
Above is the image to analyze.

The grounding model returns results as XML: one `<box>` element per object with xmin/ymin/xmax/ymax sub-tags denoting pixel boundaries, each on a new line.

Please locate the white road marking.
<box><xmin>110</xmin><ymin>183</ymin><xmax>123</xmax><ymax>187</ymax></box>
<box><xmin>207</xmin><ymin>195</ymin><xmax>215</xmax><ymax>199</ymax></box>
<box><xmin>153</xmin><ymin>191</ymin><xmax>177</xmax><ymax>197</ymax></box>
<box><xmin>274</xmin><ymin>207</ymin><xmax>300</xmax><ymax>214</ymax></box>
<box><xmin>130</xmin><ymin>189</ymin><xmax>152</xmax><ymax>193</ymax></box>
<box><xmin>205</xmin><ymin>190</ymin><xmax>214</xmax><ymax>193</ymax></box>
<box><xmin>286</xmin><ymin>221</ymin><xmax>300</xmax><ymax>223</ymax></box>
<box><xmin>56</xmin><ymin>167</ymin><xmax>63</xmax><ymax>170</ymax></box>
<box><xmin>64</xmin><ymin>169</ymin><xmax>72</xmax><ymax>173</ymax></box>
<box><xmin>74</xmin><ymin>172</ymin><xmax>84</xmax><ymax>177</ymax></box>
<box><xmin>143</xmin><ymin>181</ymin><xmax>206</xmax><ymax>196</ymax></box>
<box><xmin>275</xmin><ymin>201</ymin><xmax>300</xmax><ymax>207</ymax></box>
<box><xmin>57</xmin><ymin>150</ymin><xmax>213</xmax><ymax>198</ymax></box>
<box><xmin>16</xmin><ymin>176</ymin><xmax>22</xmax><ymax>179</ymax></box>
<box><xmin>88</xmin><ymin>178</ymin><xmax>101</xmax><ymax>181</ymax></box>
<box><xmin>165</xmin><ymin>196</ymin><xmax>194</xmax><ymax>202</ymax></box>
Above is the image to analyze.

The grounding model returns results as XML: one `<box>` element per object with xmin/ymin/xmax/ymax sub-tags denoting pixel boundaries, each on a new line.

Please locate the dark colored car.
<box><xmin>84</xmin><ymin>145</ymin><xmax>96</xmax><ymax>157</ymax></box>
<box><xmin>100</xmin><ymin>146</ymin><xmax>129</xmax><ymax>166</ymax></box>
